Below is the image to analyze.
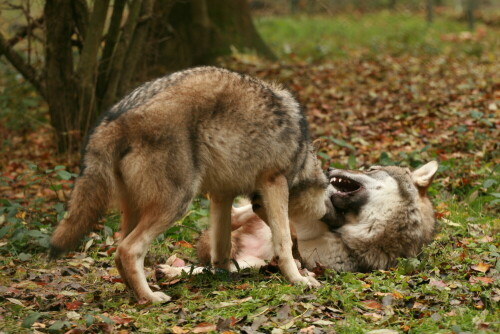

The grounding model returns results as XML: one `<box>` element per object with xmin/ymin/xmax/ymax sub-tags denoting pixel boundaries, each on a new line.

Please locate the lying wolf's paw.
<box><xmin>292</xmin><ymin>275</ymin><xmax>321</xmax><ymax>288</ymax></box>
<box><xmin>155</xmin><ymin>264</ymin><xmax>183</xmax><ymax>280</ymax></box>
<box><xmin>150</xmin><ymin>291</ymin><xmax>172</xmax><ymax>303</ymax></box>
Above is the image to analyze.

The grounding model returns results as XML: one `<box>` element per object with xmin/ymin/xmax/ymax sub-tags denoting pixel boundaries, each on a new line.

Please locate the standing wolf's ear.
<box><xmin>412</xmin><ymin>161</ymin><xmax>438</xmax><ymax>193</ymax></box>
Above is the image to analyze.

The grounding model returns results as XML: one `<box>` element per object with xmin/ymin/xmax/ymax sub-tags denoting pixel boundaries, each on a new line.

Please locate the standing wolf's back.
<box><xmin>106</xmin><ymin>67</ymin><xmax>311</xmax><ymax>192</ymax></box>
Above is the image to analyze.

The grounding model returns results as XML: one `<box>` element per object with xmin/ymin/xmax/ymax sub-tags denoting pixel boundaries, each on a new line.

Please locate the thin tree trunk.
<box><xmin>426</xmin><ymin>0</ymin><xmax>434</xmax><ymax>23</ymax></box>
<box><xmin>96</xmin><ymin>0</ymin><xmax>126</xmax><ymax>106</ymax></box>
<box><xmin>465</xmin><ymin>0</ymin><xmax>476</xmax><ymax>31</ymax></box>
<box><xmin>76</xmin><ymin>0</ymin><xmax>110</xmax><ymax>134</ymax></box>
<box><xmin>117</xmin><ymin>0</ymin><xmax>156</xmax><ymax>98</ymax></box>
<box><xmin>100</xmin><ymin>0</ymin><xmax>143</xmax><ymax>111</ymax></box>
<box><xmin>44</xmin><ymin>0</ymin><xmax>80</xmax><ymax>153</ymax></box>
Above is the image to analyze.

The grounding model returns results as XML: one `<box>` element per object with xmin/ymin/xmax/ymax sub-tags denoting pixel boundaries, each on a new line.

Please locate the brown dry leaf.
<box><xmin>429</xmin><ymin>278</ymin><xmax>447</xmax><ymax>288</ymax></box>
<box><xmin>174</xmin><ymin>240</ymin><xmax>193</xmax><ymax>248</ymax></box>
<box><xmin>471</xmin><ymin>263</ymin><xmax>492</xmax><ymax>273</ymax></box>
<box><xmin>469</xmin><ymin>276</ymin><xmax>494</xmax><ymax>285</ymax></box>
<box><xmin>361</xmin><ymin>300</ymin><xmax>383</xmax><ymax>310</ymax></box>
<box><xmin>65</xmin><ymin>301</ymin><xmax>83</xmax><ymax>311</ymax></box>
<box><xmin>171</xmin><ymin>326</ymin><xmax>189</xmax><ymax>334</ymax></box>
<box><xmin>192</xmin><ymin>322</ymin><xmax>217</xmax><ymax>333</ymax></box>
<box><xmin>234</xmin><ymin>283</ymin><xmax>250</xmax><ymax>290</ymax></box>
<box><xmin>474</xmin><ymin>300</ymin><xmax>485</xmax><ymax>309</ymax></box>
<box><xmin>363</xmin><ymin>312</ymin><xmax>383</xmax><ymax>321</ymax></box>
<box><xmin>300</xmin><ymin>326</ymin><xmax>318</xmax><ymax>334</ymax></box>
<box><xmin>110</xmin><ymin>314</ymin><xmax>134</xmax><ymax>325</ymax></box>
<box><xmin>479</xmin><ymin>236</ymin><xmax>493</xmax><ymax>243</ymax></box>
<box><xmin>391</xmin><ymin>291</ymin><xmax>404</xmax><ymax>299</ymax></box>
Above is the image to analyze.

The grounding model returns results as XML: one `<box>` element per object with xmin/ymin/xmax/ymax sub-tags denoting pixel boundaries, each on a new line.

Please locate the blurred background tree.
<box><xmin>0</xmin><ymin>0</ymin><xmax>274</xmax><ymax>153</ymax></box>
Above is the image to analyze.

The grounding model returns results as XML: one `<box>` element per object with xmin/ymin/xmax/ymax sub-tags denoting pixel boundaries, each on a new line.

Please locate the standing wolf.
<box><xmin>49</xmin><ymin>67</ymin><xmax>335</xmax><ymax>302</ymax></box>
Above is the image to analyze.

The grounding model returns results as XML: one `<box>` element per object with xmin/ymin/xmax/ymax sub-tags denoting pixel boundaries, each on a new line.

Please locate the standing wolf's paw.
<box><xmin>292</xmin><ymin>275</ymin><xmax>321</xmax><ymax>288</ymax></box>
<box><xmin>143</xmin><ymin>291</ymin><xmax>172</xmax><ymax>303</ymax></box>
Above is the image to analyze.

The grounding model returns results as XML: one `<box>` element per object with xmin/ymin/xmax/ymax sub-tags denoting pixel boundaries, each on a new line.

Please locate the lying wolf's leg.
<box><xmin>156</xmin><ymin>255</ymin><xmax>268</xmax><ymax>280</ymax></box>
<box><xmin>258</xmin><ymin>171</ymin><xmax>320</xmax><ymax>287</ymax></box>
<box><xmin>117</xmin><ymin>188</ymin><xmax>140</xmax><ymax>239</ymax></box>
<box><xmin>209</xmin><ymin>194</ymin><xmax>234</xmax><ymax>271</ymax></box>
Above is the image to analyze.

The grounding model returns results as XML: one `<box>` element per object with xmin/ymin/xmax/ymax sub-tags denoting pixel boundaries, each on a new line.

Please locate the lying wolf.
<box><xmin>157</xmin><ymin>162</ymin><xmax>438</xmax><ymax>278</ymax></box>
<box><xmin>49</xmin><ymin>67</ymin><xmax>336</xmax><ymax>302</ymax></box>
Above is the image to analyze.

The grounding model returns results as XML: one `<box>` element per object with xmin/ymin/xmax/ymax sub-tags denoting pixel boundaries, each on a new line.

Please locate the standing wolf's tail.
<box><xmin>49</xmin><ymin>125</ymin><xmax>120</xmax><ymax>258</ymax></box>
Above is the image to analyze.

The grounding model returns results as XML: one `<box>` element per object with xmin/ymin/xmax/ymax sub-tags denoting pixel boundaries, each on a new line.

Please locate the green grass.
<box><xmin>254</xmin><ymin>11</ymin><xmax>495</xmax><ymax>60</ymax></box>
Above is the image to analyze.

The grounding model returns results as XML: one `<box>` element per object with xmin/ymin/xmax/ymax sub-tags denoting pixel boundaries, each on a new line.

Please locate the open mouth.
<box><xmin>330</xmin><ymin>175</ymin><xmax>362</xmax><ymax>194</ymax></box>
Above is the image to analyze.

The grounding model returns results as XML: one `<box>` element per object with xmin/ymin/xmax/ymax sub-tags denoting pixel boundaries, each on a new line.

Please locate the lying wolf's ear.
<box><xmin>412</xmin><ymin>161</ymin><xmax>438</xmax><ymax>193</ymax></box>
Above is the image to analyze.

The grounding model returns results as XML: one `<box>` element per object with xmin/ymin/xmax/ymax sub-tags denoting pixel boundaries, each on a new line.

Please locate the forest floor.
<box><xmin>0</xmin><ymin>12</ymin><xmax>499</xmax><ymax>333</ymax></box>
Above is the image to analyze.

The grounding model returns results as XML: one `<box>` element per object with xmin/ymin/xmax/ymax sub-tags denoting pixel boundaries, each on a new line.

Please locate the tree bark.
<box><xmin>143</xmin><ymin>0</ymin><xmax>275</xmax><ymax>76</ymax></box>
<box><xmin>426</xmin><ymin>0</ymin><xmax>434</xmax><ymax>23</ymax></box>
<box><xmin>117</xmin><ymin>0</ymin><xmax>155</xmax><ymax>98</ymax></box>
<box><xmin>100</xmin><ymin>0</ymin><xmax>143</xmax><ymax>111</ymax></box>
<box><xmin>44</xmin><ymin>0</ymin><xmax>80</xmax><ymax>153</ymax></box>
<box><xmin>465</xmin><ymin>0</ymin><xmax>476</xmax><ymax>31</ymax></box>
<box><xmin>76</xmin><ymin>0</ymin><xmax>110</xmax><ymax>133</ymax></box>
<box><xmin>96</xmin><ymin>0</ymin><xmax>126</xmax><ymax>103</ymax></box>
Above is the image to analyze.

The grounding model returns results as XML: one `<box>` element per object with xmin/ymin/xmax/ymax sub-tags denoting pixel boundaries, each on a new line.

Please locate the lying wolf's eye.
<box><xmin>366</xmin><ymin>166</ymin><xmax>380</xmax><ymax>172</ymax></box>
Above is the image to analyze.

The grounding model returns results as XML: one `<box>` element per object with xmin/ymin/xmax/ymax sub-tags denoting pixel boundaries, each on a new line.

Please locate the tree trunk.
<box><xmin>426</xmin><ymin>0</ymin><xmax>434</xmax><ymax>24</ymax></box>
<box><xmin>465</xmin><ymin>0</ymin><xmax>476</xmax><ymax>31</ymax></box>
<box><xmin>44</xmin><ymin>0</ymin><xmax>80</xmax><ymax>153</ymax></box>
<box><xmin>142</xmin><ymin>0</ymin><xmax>275</xmax><ymax>76</ymax></box>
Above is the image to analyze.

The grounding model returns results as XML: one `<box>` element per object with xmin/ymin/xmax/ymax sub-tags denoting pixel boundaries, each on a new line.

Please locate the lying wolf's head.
<box><xmin>327</xmin><ymin>161</ymin><xmax>438</xmax><ymax>270</ymax></box>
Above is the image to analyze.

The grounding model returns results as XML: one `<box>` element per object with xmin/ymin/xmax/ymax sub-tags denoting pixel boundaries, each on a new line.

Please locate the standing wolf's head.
<box><xmin>327</xmin><ymin>161</ymin><xmax>438</xmax><ymax>271</ymax></box>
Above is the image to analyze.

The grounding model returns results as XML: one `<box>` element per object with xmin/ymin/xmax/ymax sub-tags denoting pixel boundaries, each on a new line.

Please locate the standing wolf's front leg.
<box><xmin>209</xmin><ymin>194</ymin><xmax>234</xmax><ymax>270</ymax></box>
<box><xmin>258</xmin><ymin>171</ymin><xmax>320</xmax><ymax>287</ymax></box>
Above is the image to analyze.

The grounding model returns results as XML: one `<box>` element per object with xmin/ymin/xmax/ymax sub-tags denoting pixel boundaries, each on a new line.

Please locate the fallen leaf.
<box><xmin>171</xmin><ymin>326</ymin><xmax>189</xmax><ymax>334</ymax></box>
<box><xmin>361</xmin><ymin>300</ymin><xmax>383</xmax><ymax>310</ymax></box>
<box><xmin>174</xmin><ymin>240</ymin><xmax>193</xmax><ymax>248</ymax></box>
<box><xmin>474</xmin><ymin>300</ymin><xmax>485</xmax><ymax>309</ymax></box>
<box><xmin>479</xmin><ymin>236</ymin><xmax>493</xmax><ymax>243</ymax></box>
<box><xmin>471</xmin><ymin>263</ymin><xmax>492</xmax><ymax>273</ymax></box>
<box><xmin>193</xmin><ymin>322</ymin><xmax>217</xmax><ymax>333</ymax></box>
<box><xmin>7</xmin><ymin>298</ymin><xmax>26</xmax><ymax>307</ymax></box>
<box><xmin>300</xmin><ymin>326</ymin><xmax>318</xmax><ymax>333</ymax></box>
<box><xmin>110</xmin><ymin>315</ymin><xmax>134</xmax><ymax>325</ymax></box>
<box><xmin>312</xmin><ymin>320</ymin><xmax>334</xmax><ymax>325</ymax></box>
<box><xmin>429</xmin><ymin>278</ymin><xmax>447</xmax><ymax>288</ymax></box>
<box><xmin>469</xmin><ymin>276</ymin><xmax>494</xmax><ymax>285</ymax></box>
<box><xmin>65</xmin><ymin>301</ymin><xmax>83</xmax><ymax>310</ymax></box>
<box><xmin>235</xmin><ymin>283</ymin><xmax>250</xmax><ymax>290</ymax></box>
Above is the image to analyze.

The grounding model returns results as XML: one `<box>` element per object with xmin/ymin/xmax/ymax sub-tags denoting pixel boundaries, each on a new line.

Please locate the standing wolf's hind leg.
<box><xmin>115</xmin><ymin>191</ymin><xmax>193</xmax><ymax>302</ymax></box>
